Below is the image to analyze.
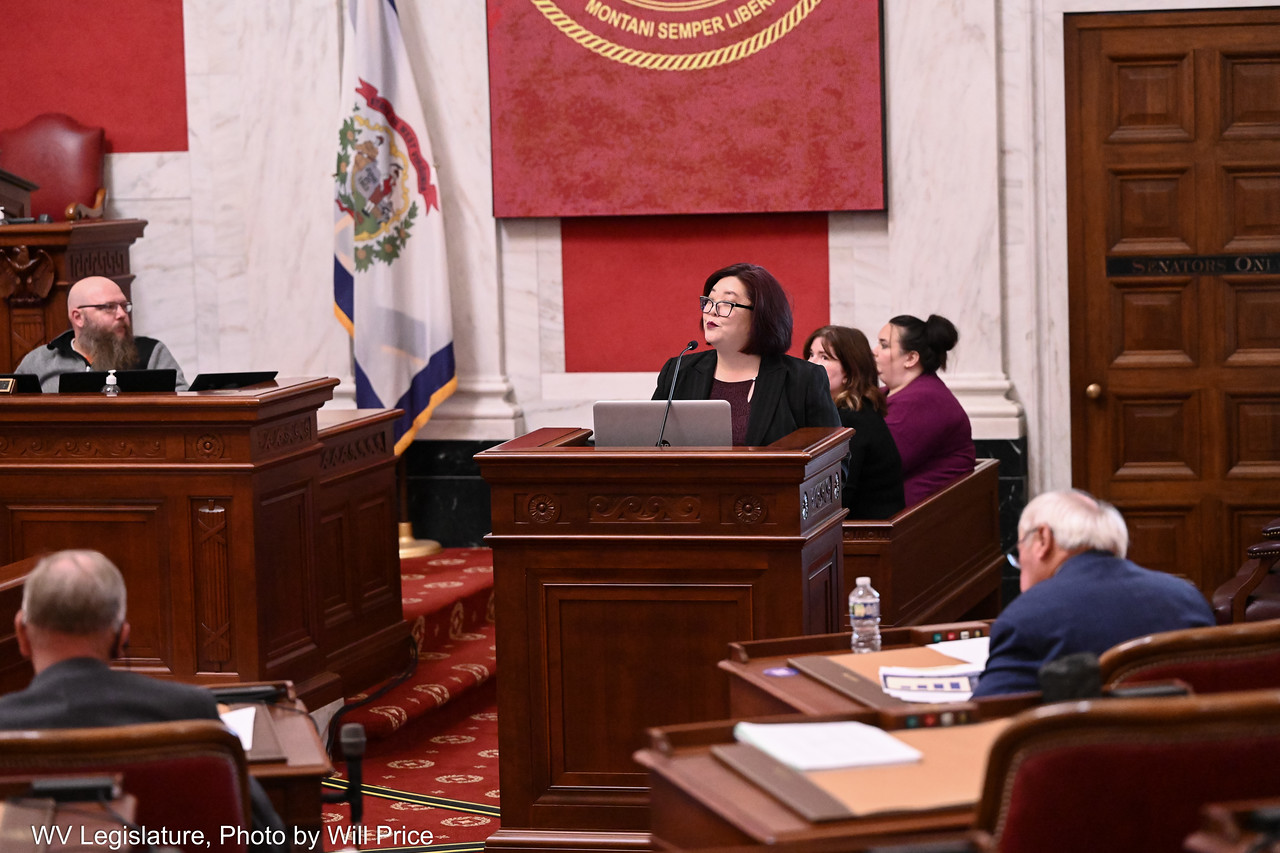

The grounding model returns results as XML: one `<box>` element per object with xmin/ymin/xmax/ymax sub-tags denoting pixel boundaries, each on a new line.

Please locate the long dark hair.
<box><xmin>803</xmin><ymin>325</ymin><xmax>886</xmax><ymax>415</ymax></box>
<box><xmin>703</xmin><ymin>263</ymin><xmax>792</xmax><ymax>356</ymax></box>
<box><xmin>888</xmin><ymin>314</ymin><xmax>959</xmax><ymax>375</ymax></box>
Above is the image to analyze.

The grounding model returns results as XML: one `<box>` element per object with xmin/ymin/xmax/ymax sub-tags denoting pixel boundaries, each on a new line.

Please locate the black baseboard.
<box><xmin>975</xmin><ymin>437</ymin><xmax>1028</xmax><ymax>610</ymax></box>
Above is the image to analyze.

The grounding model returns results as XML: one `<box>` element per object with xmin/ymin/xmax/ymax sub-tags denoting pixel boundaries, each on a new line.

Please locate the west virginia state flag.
<box><xmin>334</xmin><ymin>0</ymin><xmax>456</xmax><ymax>454</ymax></box>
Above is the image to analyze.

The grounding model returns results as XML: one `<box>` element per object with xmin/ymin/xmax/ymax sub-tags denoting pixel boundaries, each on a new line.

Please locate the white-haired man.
<box><xmin>0</xmin><ymin>550</ymin><xmax>283</xmax><ymax>851</ymax></box>
<box><xmin>14</xmin><ymin>275</ymin><xmax>188</xmax><ymax>392</ymax></box>
<box><xmin>971</xmin><ymin>489</ymin><xmax>1214</xmax><ymax>698</ymax></box>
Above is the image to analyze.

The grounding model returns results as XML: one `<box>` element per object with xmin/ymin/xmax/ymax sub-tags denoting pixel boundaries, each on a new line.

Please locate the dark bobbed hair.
<box><xmin>888</xmin><ymin>313</ymin><xmax>959</xmax><ymax>374</ymax></box>
<box><xmin>703</xmin><ymin>263</ymin><xmax>792</xmax><ymax>357</ymax></box>
<box><xmin>803</xmin><ymin>325</ymin><xmax>887</xmax><ymax>416</ymax></box>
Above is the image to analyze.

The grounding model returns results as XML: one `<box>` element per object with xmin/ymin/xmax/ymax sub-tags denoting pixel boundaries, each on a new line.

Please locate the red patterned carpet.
<box><xmin>323</xmin><ymin>548</ymin><xmax>498</xmax><ymax>851</ymax></box>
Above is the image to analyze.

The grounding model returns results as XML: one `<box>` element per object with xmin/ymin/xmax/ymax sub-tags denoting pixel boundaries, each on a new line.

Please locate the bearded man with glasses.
<box><xmin>14</xmin><ymin>275</ymin><xmax>189</xmax><ymax>391</ymax></box>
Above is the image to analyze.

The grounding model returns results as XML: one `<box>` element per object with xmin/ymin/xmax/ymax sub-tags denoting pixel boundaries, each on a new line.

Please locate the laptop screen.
<box><xmin>592</xmin><ymin>400</ymin><xmax>732</xmax><ymax>447</ymax></box>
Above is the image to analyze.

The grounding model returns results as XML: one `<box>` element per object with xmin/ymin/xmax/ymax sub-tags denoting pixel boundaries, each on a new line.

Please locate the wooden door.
<box><xmin>1066</xmin><ymin>10</ymin><xmax>1280</xmax><ymax>596</ymax></box>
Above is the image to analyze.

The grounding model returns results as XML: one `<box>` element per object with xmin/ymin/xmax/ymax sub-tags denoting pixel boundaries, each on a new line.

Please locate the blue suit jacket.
<box><xmin>972</xmin><ymin>550</ymin><xmax>1215</xmax><ymax>697</ymax></box>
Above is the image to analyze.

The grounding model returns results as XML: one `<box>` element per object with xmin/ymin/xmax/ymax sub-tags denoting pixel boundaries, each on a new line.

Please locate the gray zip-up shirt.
<box><xmin>15</xmin><ymin>330</ymin><xmax>189</xmax><ymax>392</ymax></box>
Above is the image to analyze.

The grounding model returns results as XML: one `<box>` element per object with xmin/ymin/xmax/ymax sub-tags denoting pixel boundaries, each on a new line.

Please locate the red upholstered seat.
<box><xmin>1099</xmin><ymin>618</ymin><xmax>1280</xmax><ymax>694</ymax></box>
<box><xmin>0</xmin><ymin>720</ymin><xmax>252</xmax><ymax>853</ymax></box>
<box><xmin>972</xmin><ymin>690</ymin><xmax>1280</xmax><ymax>853</ymax></box>
<box><xmin>0</xmin><ymin>113</ymin><xmax>106</xmax><ymax>220</ymax></box>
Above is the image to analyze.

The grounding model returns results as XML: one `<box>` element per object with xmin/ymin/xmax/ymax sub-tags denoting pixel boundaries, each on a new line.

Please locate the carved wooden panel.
<box><xmin>1113</xmin><ymin>394</ymin><xmax>1199</xmax><ymax>478</ymax></box>
<box><xmin>1108</xmin><ymin>168</ymin><xmax>1195</xmax><ymax>253</ymax></box>
<box><xmin>1225</xmin><ymin>394</ymin><xmax>1280</xmax><ymax>477</ymax></box>
<box><xmin>588</xmin><ymin>494</ymin><xmax>701</xmax><ymax>523</ymax></box>
<box><xmin>7</xmin><ymin>503</ymin><xmax>173</xmax><ymax>672</ymax></box>
<box><xmin>1221</xmin><ymin>53</ymin><xmax>1280</xmax><ymax>140</ymax></box>
<box><xmin>1109</xmin><ymin>280</ymin><xmax>1196</xmax><ymax>366</ymax></box>
<box><xmin>546</xmin><ymin>583</ymin><xmax>750</xmax><ymax>784</ymax></box>
<box><xmin>1105</xmin><ymin>54</ymin><xmax>1194</xmax><ymax>143</ymax></box>
<box><xmin>257</xmin><ymin>485</ymin><xmax>317</xmax><ymax>666</ymax></box>
<box><xmin>191</xmin><ymin>499</ymin><xmax>233</xmax><ymax>673</ymax></box>
<box><xmin>1123</xmin><ymin>504</ymin><xmax>1198</xmax><ymax>584</ymax></box>
<box><xmin>1222</xmin><ymin>168</ymin><xmax>1280</xmax><ymax>251</ymax></box>
<box><xmin>1224</xmin><ymin>280</ymin><xmax>1280</xmax><ymax>365</ymax></box>
<box><xmin>354</xmin><ymin>492</ymin><xmax>396</xmax><ymax>602</ymax></box>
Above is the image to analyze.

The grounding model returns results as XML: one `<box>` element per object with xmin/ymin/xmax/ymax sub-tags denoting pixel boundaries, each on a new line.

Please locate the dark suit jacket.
<box><xmin>0</xmin><ymin>657</ymin><xmax>286</xmax><ymax>851</ymax></box>
<box><xmin>839</xmin><ymin>403</ymin><xmax>905</xmax><ymax>519</ymax></box>
<box><xmin>652</xmin><ymin>350</ymin><xmax>840</xmax><ymax>445</ymax></box>
<box><xmin>972</xmin><ymin>551</ymin><xmax>1216</xmax><ymax>697</ymax></box>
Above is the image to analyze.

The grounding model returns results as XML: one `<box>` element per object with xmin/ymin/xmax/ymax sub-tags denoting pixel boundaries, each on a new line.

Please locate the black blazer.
<box><xmin>651</xmin><ymin>350</ymin><xmax>841</xmax><ymax>445</ymax></box>
<box><xmin>840</xmin><ymin>403</ymin><xmax>905</xmax><ymax>519</ymax></box>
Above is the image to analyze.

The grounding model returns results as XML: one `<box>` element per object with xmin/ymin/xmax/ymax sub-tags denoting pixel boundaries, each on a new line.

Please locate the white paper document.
<box><xmin>878</xmin><ymin>662</ymin><xmax>985</xmax><ymax>703</ymax></box>
<box><xmin>924</xmin><ymin>636</ymin><xmax>990</xmax><ymax>665</ymax></box>
<box><xmin>733</xmin><ymin>720</ymin><xmax>923</xmax><ymax>771</ymax></box>
<box><xmin>220</xmin><ymin>705</ymin><xmax>257</xmax><ymax>751</ymax></box>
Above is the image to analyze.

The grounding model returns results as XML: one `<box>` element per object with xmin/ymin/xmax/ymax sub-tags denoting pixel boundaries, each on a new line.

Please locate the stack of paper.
<box><xmin>733</xmin><ymin>720</ymin><xmax>923</xmax><ymax>771</ymax></box>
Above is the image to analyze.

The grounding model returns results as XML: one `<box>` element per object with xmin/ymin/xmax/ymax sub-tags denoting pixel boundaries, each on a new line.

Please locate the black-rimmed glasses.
<box><xmin>78</xmin><ymin>301</ymin><xmax>133</xmax><ymax>314</ymax></box>
<box><xmin>699</xmin><ymin>296</ymin><xmax>754</xmax><ymax>318</ymax></box>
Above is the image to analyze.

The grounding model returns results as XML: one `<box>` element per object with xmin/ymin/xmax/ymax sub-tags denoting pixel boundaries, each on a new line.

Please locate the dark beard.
<box><xmin>80</xmin><ymin>326</ymin><xmax>139</xmax><ymax>373</ymax></box>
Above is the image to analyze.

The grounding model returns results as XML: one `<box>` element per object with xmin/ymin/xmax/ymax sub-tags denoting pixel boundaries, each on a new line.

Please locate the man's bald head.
<box><xmin>67</xmin><ymin>276</ymin><xmax>127</xmax><ymax>316</ymax></box>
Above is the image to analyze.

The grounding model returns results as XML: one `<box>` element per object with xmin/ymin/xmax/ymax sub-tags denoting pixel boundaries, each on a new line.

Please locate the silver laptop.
<box><xmin>592</xmin><ymin>400</ymin><xmax>733</xmax><ymax>447</ymax></box>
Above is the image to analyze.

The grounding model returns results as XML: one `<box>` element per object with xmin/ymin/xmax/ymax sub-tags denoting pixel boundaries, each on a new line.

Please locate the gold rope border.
<box><xmin>529</xmin><ymin>0</ymin><xmax>822</xmax><ymax>71</ymax></box>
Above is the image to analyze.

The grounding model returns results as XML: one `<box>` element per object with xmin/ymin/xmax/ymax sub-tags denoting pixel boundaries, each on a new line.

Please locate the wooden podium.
<box><xmin>477</xmin><ymin>426</ymin><xmax>851</xmax><ymax>853</ymax></box>
<box><xmin>0</xmin><ymin>379</ymin><xmax>408</xmax><ymax>708</ymax></box>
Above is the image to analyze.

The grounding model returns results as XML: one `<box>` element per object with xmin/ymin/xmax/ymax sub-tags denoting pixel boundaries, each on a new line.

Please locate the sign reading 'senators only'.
<box><xmin>1106</xmin><ymin>254</ymin><xmax>1280</xmax><ymax>277</ymax></box>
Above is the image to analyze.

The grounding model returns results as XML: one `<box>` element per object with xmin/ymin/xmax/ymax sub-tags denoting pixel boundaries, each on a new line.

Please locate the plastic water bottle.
<box><xmin>849</xmin><ymin>576</ymin><xmax>881</xmax><ymax>653</ymax></box>
<box><xmin>101</xmin><ymin>369</ymin><xmax>120</xmax><ymax>397</ymax></box>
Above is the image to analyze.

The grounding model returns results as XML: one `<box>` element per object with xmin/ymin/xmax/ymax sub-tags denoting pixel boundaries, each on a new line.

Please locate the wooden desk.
<box><xmin>236</xmin><ymin>690</ymin><xmax>334</xmax><ymax>849</ymax></box>
<box><xmin>0</xmin><ymin>382</ymin><xmax>408</xmax><ymax>708</ymax></box>
<box><xmin>0</xmin><ymin>793</ymin><xmax>138</xmax><ymax>852</ymax></box>
<box><xmin>0</xmin><ymin>219</ymin><xmax>147</xmax><ymax>372</ymax></box>
<box><xmin>478</xmin><ymin>426</ymin><xmax>851</xmax><ymax>853</ymax></box>
<box><xmin>720</xmin><ymin>624</ymin><xmax>997</xmax><ymax>718</ymax></box>
<box><xmin>635</xmin><ymin>716</ymin><xmax>989</xmax><ymax>853</ymax></box>
<box><xmin>843</xmin><ymin>459</ymin><xmax>1004</xmax><ymax>626</ymax></box>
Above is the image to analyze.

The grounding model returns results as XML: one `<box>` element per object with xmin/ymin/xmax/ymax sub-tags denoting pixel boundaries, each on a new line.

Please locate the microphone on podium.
<box><xmin>657</xmin><ymin>341</ymin><xmax>698</xmax><ymax>447</ymax></box>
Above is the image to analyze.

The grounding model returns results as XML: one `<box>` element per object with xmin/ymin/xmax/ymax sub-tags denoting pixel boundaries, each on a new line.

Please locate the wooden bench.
<box><xmin>843</xmin><ymin>457</ymin><xmax>1004</xmax><ymax>627</ymax></box>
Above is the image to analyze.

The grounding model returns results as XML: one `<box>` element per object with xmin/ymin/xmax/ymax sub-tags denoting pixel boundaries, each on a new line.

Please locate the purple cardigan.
<box><xmin>884</xmin><ymin>373</ymin><xmax>975</xmax><ymax>505</ymax></box>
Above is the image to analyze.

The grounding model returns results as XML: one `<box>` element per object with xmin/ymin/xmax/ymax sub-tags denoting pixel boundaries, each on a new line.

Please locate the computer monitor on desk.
<box><xmin>58</xmin><ymin>369</ymin><xmax>177</xmax><ymax>393</ymax></box>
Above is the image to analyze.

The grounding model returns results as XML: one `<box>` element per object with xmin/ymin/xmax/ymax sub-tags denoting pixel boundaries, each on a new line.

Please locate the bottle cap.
<box><xmin>856</xmin><ymin>576</ymin><xmax>870</xmax><ymax>586</ymax></box>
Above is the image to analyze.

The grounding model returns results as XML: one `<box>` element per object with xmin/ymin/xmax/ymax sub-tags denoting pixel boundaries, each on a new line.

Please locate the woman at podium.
<box><xmin>652</xmin><ymin>262</ymin><xmax>839</xmax><ymax>446</ymax></box>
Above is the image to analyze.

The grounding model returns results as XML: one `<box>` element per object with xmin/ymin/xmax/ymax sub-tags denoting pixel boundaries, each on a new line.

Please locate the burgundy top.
<box><xmin>711</xmin><ymin>378</ymin><xmax>754</xmax><ymax>445</ymax></box>
<box><xmin>883</xmin><ymin>372</ymin><xmax>975</xmax><ymax>505</ymax></box>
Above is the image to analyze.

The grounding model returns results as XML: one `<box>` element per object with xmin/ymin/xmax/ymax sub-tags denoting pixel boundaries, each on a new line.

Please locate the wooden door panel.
<box><xmin>1110</xmin><ymin>279</ymin><xmax>1197</xmax><ymax>366</ymax></box>
<box><xmin>1111</xmin><ymin>393</ymin><xmax>1200</xmax><ymax>479</ymax></box>
<box><xmin>1224</xmin><ymin>280</ymin><xmax>1280</xmax><ymax>363</ymax></box>
<box><xmin>1107</xmin><ymin>168</ymin><xmax>1196</xmax><ymax>253</ymax></box>
<box><xmin>1068</xmin><ymin>11</ymin><xmax>1280</xmax><ymax>598</ymax></box>
<box><xmin>1104</xmin><ymin>54</ymin><xmax>1194</xmax><ymax>143</ymax></box>
<box><xmin>1220</xmin><ymin>54</ymin><xmax>1280</xmax><ymax>141</ymax></box>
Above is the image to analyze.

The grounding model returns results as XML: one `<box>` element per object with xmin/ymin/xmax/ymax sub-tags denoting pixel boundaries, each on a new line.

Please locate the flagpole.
<box><xmin>397</xmin><ymin>455</ymin><xmax>440</xmax><ymax>558</ymax></box>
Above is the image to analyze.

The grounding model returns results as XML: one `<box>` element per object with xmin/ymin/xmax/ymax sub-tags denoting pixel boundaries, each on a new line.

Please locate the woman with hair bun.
<box><xmin>803</xmin><ymin>325</ymin><xmax>904</xmax><ymax>519</ymax></box>
<box><xmin>873</xmin><ymin>314</ymin><xmax>975</xmax><ymax>505</ymax></box>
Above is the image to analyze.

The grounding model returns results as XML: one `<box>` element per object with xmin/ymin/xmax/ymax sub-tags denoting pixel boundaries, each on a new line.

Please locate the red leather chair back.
<box><xmin>1099</xmin><ymin>618</ymin><xmax>1280</xmax><ymax>694</ymax></box>
<box><xmin>974</xmin><ymin>690</ymin><xmax>1280</xmax><ymax>853</ymax></box>
<box><xmin>0</xmin><ymin>113</ymin><xmax>105</xmax><ymax>220</ymax></box>
<box><xmin>0</xmin><ymin>720</ymin><xmax>252</xmax><ymax>853</ymax></box>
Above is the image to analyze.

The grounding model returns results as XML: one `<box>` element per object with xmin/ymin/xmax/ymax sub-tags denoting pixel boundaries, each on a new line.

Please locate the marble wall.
<box><xmin>99</xmin><ymin>0</ymin><xmax>1278</xmax><ymax>497</ymax></box>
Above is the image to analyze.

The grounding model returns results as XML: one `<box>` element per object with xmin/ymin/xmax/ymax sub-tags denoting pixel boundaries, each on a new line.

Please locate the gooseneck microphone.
<box><xmin>657</xmin><ymin>341</ymin><xmax>698</xmax><ymax>447</ymax></box>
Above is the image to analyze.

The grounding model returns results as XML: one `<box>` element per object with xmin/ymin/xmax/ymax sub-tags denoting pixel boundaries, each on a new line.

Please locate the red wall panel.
<box><xmin>1</xmin><ymin>0</ymin><xmax>187</xmax><ymax>152</ymax></box>
<box><xmin>562</xmin><ymin>214</ymin><xmax>829</xmax><ymax>373</ymax></box>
